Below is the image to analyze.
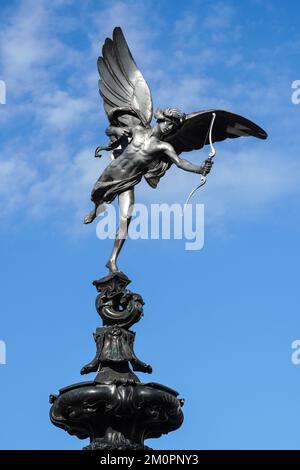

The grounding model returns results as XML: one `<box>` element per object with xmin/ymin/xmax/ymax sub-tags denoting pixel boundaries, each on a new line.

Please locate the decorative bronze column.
<box><xmin>50</xmin><ymin>272</ymin><xmax>184</xmax><ymax>450</ymax></box>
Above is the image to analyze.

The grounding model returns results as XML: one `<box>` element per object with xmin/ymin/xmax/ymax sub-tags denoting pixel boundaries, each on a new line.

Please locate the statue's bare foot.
<box><xmin>84</xmin><ymin>209</ymin><xmax>96</xmax><ymax>224</ymax></box>
<box><xmin>106</xmin><ymin>259</ymin><xmax>119</xmax><ymax>273</ymax></box>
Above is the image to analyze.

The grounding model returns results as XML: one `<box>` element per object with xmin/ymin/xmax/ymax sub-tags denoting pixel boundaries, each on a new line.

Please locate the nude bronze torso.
<box><xmin>84</xmin><ymin>27</ymin><xmax>267</xmax><ymax>274</ymax></box>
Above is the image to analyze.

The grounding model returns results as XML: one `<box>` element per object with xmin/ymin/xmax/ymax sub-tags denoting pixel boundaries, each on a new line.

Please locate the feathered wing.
<box><xmin>98</xmin><ymin>27</ymin><xmax>153</xmax><ymax>128</ymax></box>
<box><xmin>166</xmin><ymin>109</ymin><xmax>267</xmax><ymax>154</ymax></box>
<box><xmin>144</xmin><ymin>109</ymin><xmax>267</xmax><ymax>188</ymax></box>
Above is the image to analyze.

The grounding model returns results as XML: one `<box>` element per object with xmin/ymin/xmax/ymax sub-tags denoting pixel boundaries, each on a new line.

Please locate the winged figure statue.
<box><xmin>84</xmin><ymin>27</ymin><xmax>267</xmax><ymax>273</ymax></box>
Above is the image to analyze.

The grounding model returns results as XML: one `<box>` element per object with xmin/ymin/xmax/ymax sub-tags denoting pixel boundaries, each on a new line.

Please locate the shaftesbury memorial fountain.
<box><xmin>49</xmin><ymin>27</ymin><xmax>267</xmax><ymax>450</ymax></box>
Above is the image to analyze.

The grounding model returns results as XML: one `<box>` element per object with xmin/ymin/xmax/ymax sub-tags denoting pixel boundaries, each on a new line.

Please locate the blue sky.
<box><xmin>0</xmin><ymin>0</ymin><xmax>300</xmax><ymax>450</ymax></box>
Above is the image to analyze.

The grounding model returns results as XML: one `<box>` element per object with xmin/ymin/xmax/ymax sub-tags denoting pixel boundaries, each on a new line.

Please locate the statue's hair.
<box><xmin>154</xmin><ymin>107</ymin><xmax>186</xmax><ymax>126</ymax></box>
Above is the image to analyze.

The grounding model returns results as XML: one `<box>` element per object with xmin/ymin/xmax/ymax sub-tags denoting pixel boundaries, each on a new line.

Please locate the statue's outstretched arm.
<box><xmin>162</xmin><ymin>143</ymin><xmax>212</xmax><ymax>175</ymax></box>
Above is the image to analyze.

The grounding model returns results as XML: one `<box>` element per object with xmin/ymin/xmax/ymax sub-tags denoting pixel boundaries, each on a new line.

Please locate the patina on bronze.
<box><xmin>49</xmin><ymin>27</ymin><xmax>267</xmax><ymax>450</ymax></box>
<box><xmin>84</xmin><ymin>27</ymin><xmax>267</xmax><ymax>274</ymax></box>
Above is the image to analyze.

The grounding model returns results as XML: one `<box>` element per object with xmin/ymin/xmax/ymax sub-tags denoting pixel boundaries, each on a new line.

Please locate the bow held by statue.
<box><xmin>183</xmin><ymin>113</ymin><xmax>216</xmax><ymax>211</ymax></box>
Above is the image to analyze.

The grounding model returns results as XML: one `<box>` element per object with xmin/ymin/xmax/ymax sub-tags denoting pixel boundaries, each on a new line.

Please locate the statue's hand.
<box><xmin>95</xmin><ymin>146</ymin><xmax>102</xmax><ymax>158</ymax></box>
<box><xmin>116</xmin><ymin>127</ymin><xmax>132</xmax><ymax>138</ymax></box>
<box><xmin>201</xmin><ymin>158</ymin><xmax>214</xmax><ymax>175</ymax></box>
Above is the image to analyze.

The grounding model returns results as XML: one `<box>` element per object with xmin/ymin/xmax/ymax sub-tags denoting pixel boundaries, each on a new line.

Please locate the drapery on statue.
<box><xmin>84</xmin><ymin>27</ymin><xmax>268</xmax><ymax>273</ymax></box>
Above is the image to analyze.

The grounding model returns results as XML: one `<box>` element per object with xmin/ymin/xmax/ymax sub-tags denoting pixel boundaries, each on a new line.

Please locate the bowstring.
<box><xmin>183</xmin><ymin>112</ymin><xmax>216</xmax><ymax>213</ymax></box>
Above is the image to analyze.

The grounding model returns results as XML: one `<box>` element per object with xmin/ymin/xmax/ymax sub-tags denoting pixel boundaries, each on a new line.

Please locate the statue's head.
<box><xmin>154</xmin><ymin>108</ymin><xmax>186</xmax><ymax>136</ymax></box>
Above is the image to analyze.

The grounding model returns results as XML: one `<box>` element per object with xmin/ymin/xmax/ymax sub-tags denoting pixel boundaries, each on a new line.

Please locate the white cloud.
<box><xmin>1</xmin><ymin>1</ymin><xmax>62</xmax><ymax>94</ymax></box>
<box><xmin>39</xmin><ymin>91</ymin><xmax>95</xmax><ymax>131</ymax></box>
<box><xmin>0</xmin><ymin>0</ymin><xmax>299</xmax><ymax>235</ymax></box>
<box><xmin>203</xmin><ymin>3</ymin><xmax>235</xmax><ymax>31</ymax></box>
<box><xmin>137</xmin><ymin>141</ymin><xmax>299</xmax><ymax>230</ymax></box>
<box><xmin>0</xmin><ymin>153</ymin><xmax>37</xmax><ymax>216</ymax></box>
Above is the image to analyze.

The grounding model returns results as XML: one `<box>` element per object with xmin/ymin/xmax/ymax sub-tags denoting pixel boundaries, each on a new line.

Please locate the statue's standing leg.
<box><xmin>106</xmin><ymin>189</ymin><xmax>134</xmax><ymax>273</ymax></box>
